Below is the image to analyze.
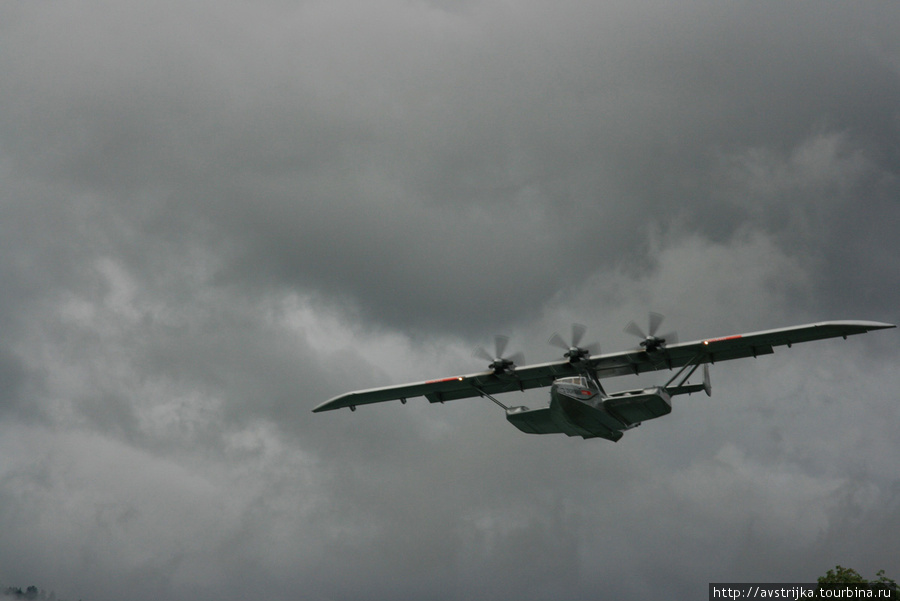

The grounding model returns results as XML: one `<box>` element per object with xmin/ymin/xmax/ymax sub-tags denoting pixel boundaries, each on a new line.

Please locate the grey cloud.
<box><xmin>0</xmin><ymin>1</ymin><xmax>898</xmax><ymax>600</ymax></box>
<box><xmin>5</xmin><ymin>1</ymin><xmax>898</xmax><ymax>334</ymax></box>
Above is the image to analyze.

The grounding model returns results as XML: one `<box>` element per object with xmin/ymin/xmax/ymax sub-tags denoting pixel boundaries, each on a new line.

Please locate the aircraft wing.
<box><xmin>312</xmin><ymin>361</ymin><xmax>575</xmax><ymax>412</ymax></box>
<box><xmin>590</xmin><ymin>320</ymin><xmax>894</xmax><ymax>379</ymax></box>
<box><xmin>313</xmin><ymin>320</ymin><xmax>894</xmax><ymax>412</ymax></box>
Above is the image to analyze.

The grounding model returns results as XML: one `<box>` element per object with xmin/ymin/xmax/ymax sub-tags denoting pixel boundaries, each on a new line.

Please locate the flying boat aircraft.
<box><xmin>313</xmin><ymin>316</ymin><xmax>894</xmax><ymax>441</ymax></box>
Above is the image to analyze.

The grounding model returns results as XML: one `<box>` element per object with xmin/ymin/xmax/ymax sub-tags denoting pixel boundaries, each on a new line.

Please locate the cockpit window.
<box><xmin>558</xmin><ymin>376</ymin><xmax>589</xmax><ymax>387</ymax></box>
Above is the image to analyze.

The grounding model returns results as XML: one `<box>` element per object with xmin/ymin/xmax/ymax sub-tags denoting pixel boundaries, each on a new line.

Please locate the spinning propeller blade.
<box><xmin>548</xmin><ymin>323</ymin><xmax>599</xmax><ymax>362</ymax></box>
<box><xmin>625</xmin><ymin>312</ymin><xmax>677</xmax><ymax>352</ymax></box>
<box><xmin>548</xmin><ymin>332</ymin><xmax>569</xmax><ymax>351</ymax></box>
<box><xmin>473</xmin><ymin>346</ymin><xmax>495</xmax><ymax>364</ymax></box>
<box><xmin>648</xmin><ymin>311</ymin><xmax>664</xmax><ymax>338</ymax></box>
<box><xmin>474</xmin><ymin>335</ymin><xmax>523</xmax><ymax>375</ymax></box>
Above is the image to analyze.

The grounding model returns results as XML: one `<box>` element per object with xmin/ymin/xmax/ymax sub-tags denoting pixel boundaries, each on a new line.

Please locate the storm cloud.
<box><xmin>0</xmin><ymin>1</ymin><xmax>898</xmax><ymax>600</ymax></box>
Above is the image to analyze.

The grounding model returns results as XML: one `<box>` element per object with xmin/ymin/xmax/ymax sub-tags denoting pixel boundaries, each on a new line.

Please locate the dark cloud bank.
<box><xmin>0</xmin><ymin>1</ymin><xmax>898</xmax><ymax>600</ymax></box>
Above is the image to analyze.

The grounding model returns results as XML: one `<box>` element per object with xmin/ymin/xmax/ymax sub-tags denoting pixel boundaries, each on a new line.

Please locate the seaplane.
<box><xmin>313</xmin><ymin>316</ymin><xmax>894</xmax><ymax>441</ymax></box>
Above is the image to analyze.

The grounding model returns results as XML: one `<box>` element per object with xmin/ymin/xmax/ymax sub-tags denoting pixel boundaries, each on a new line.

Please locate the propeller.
<box><xmin>548</xmin><ymin>323</ymin><xmax>600</xmax><ymax>363</ymax></box>
<box><xmin>474</xmin><ymin>335</ymin><xmax>525</xmax><ymax>375</ymax></box>
<box><xmin>624</xmin><ymin>312</ymin><xmax>678</xmax><ymax>352</ymax></box>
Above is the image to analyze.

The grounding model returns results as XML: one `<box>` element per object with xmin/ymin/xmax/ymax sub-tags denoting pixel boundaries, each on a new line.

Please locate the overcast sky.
<box><xmin>1</xmin><ymin>1</ymin><xmax>899</xmax><ymax>600</ymax></box>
